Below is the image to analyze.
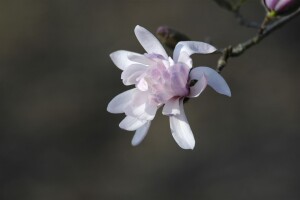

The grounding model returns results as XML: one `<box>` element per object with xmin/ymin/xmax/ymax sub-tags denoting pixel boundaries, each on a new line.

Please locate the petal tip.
<box><xmin>222</xmin><ymin>87</ymin><xmax>232</xmax><ymax>97</ymax></box>
<box><xmin>176</xmin><ymin>139</ymin><xmax>195</xmax><ymax>150</ymax></box>
<box><xmin>107</xmin><ymin>104</ymin><xmax>113</xmax><ymax>113</ymax></box>
<box><xmin>131</xmin><ymin>140</ymin><xmax>139</xmax><ymax>146</ymax></box>
<box><xmin>107</xmin><ymin>99</ymin><xmax>112</xmax><ymax>111</ymax></box>
<box><xmin>118</xmin><ymin>121</ymin><xmax>126</xmax><ymax>130</ymax></box>
<box><xmin>109</xmin><ymin>51</ymin><xmax>116</xmax><ymax>62</ymax></box>
<box><xmin>107</xmin><ymin>100</ymin><xmax>120</xmax><ymax>114</ymax></box>
<box><xmin>204</xmin><ymin>44</ymin><xmax>217</xmax><ymax>54</ymax></box>
<box><xmin>186</xmin><ymin>141</ymin><xmax>195</xmax><ymax>150</ymax></box>
<box><xmin>219</xmin><ymin>87</ymin><xmax>231</xmax><ymax>97</ymax></box>
<box><xmin>109</xmin><ymin>50</ymin><xmax>121</xmax><ymax>59</ymax></box>
<box><xmin>109</xmin><ymin>52</ymin><xmax>115</xmax><ymax>58</ymax></box>
<box><xmin>134</xmin><ymin>25</ymin><xmax>143</xmax><ymax>34</ymax></box>
<box><xmin>210</xmin><ymin>45</ymin><xmax>217</xmax><ymax>51</ymax></box>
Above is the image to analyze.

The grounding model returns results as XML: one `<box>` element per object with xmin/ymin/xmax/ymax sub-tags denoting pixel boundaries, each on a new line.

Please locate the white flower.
<box><xmin>107</xmin><ymin>25</ymin><xmax>231</xmax><ymax>150</ymax></box>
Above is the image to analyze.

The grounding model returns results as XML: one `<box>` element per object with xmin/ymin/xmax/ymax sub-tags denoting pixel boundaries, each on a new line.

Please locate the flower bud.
<box><xmin>263</xmin><ymin>0</ymin><xmax>300</xmax><ymax>16</ymax></box>
<box><xmin>156</xmin><ymin>26</ymin><xmax>190</xmax><ymax>50</ymax></box>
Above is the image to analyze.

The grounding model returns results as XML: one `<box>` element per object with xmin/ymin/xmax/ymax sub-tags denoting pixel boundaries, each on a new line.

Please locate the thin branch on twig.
<box><xmin>217</xmin><ymin>9</ymin><xmax>300</xmax><ymax>72</ymax></box>
<box><xmin>156</xmin><ymin>9</ymin><xmax>300</xmax><ymax>73</ymax></box>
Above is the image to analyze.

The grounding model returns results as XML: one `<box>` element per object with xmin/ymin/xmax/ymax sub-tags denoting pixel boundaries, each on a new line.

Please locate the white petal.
<box><xmin>168</xmin><ymin>57</ymin><xmax>175</xmax><ymax>66</ymax></box>
<box><xmin>110</xmin><ymin>50</ymin><xmax>143</xmax><ymax>70</ymax></box>
<box><xmin>121</xmin><ymin>64</ymin><xmax>147</xmax><ymax>85</ymax></box>
<box><xmin>162</xmin><ymin>98</ymin><xmax>180</xmax><ymax>116</ymax></box>
<box><xmin>131</xmin><ymin>121</ymin><xmax>151</xmax><ymax>146</ymax></box>
<box><xmin>136</xmin><ymin>78</ymin><xmax>148</xmax><ymax>91</ymax></box>
<box><xmin>107</xmin><ymin>89</ymin><xmax>137</xmax><ymax>113</ymax></box>
<box><xmin>188</xmin><ymin>74</ymin><xmax>207</xmax><ymax>98</ymax></box>
<box><xmin>173</xmin><ymin>41</ymin><xmax>217</xmax><ymax>63</ymax></box>
<box><xmin>124</xmin><ymin>91</ymin><xmax>158</xmax><ymax>120</ymax></box>
<box><xmin>119</xmin><ymin>116</ymin><xmax>147</xmax><ymax>131</ymax></box>
<box><xmin>128</xmin><ymin>54</ymin><xmax>154</xmax><ymax>66</ymax></box>
<box><xmin>177</xmin><ymin>51</ymin><xmax>193</xmax><ymax>68</ymax></box>
<box><xmin>170</xmin><ymin>99</ymin><xmax>195</xmax><ymax>150</ymax></box>
<box><xmin>189</xmin><ymin>67</ymin><xmax>231</xmax><ymax>97</ymax></box>
<box><xmin>134</xmin><ymin>25</ymin><xmax>168</xmax><ymax>59</ymax></box>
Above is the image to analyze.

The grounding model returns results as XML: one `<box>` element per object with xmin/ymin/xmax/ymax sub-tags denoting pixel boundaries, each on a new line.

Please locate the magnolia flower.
<box><xmin>107</xmin><ymin>25</ymin><xmax>231</xmax><ymax>149</ymax></box>
<box><xmin>263</xmin><ymin>0</ymin><xmax>300</xmax><ymax>16</ymax></box>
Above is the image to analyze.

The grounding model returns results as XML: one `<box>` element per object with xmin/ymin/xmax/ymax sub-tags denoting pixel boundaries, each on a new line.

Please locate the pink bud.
<box><xmin>263</xmin><ymin>0</ymin><xmax>300</xmax><ymax>16</ymax></box>
<box><xmin>156</xmin><ymin>26</ymin><xmax>190</xmax><ymax>50</ymax></box>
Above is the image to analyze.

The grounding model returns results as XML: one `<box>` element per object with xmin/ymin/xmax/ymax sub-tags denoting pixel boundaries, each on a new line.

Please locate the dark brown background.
<box><xmin>1</xmin><ymin>0</ymin><xmax>300</xmax><ymax>199</ymax></box>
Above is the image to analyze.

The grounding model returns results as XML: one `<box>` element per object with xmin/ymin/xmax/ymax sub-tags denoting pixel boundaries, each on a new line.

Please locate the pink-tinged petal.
<box><xmin>188</xmin><ymin>74</ymin><xmax>207</xmax><ymax>98</ymax></box>
<box><xmin>190</xmin><ymin>67</ymin><xmax>231</xmax><ymax>97</ymax></box>
<box><xmin>110</xmin><ymin>50</ymin><xmax>143</xmax><ymax>70</ymax></box>
<box><xmin>170</xmin><ymin>99</ymin><xmax>195</xmax><ymax>149</ymax></box>
<box><xmin>107</xmin><ymin>89</ymin><xmax>137</xmax><ymax>114</ymax></box>
<box><xmin>121</xmin><ymin>64</ymin><xmax>147</xmax><ymax>85</ymax></box>
<box><xmin>124</xmin><ymin>91</ymin><xmax>158</xmax><ymax>120</ymax></box>
<box><xmin>131</xmin><ymin>121</ymin><xmax>151</xmax><ymax>146</ymax></box>
<box><xmin>265</xmin><ymin>0</ymin><xmax>279</xmax><ymax>10</ymax></box>
<box><xmin>275</xmin><ymin>0</ymin><xmax>293</xmax><ymax>11</ymax></box>
<box><xmin>173</xmin><ymin>41</ymin><xmax>217</xmax><ymax>62</ymax></box>
<box><xmin>162</xmin><ymin>98</ymin><xmax>180</xmax><ymax>116</ymax></box>
<box><xmin>119</xmin><ymin>116</ymin><xmax>147</xmax><ymax>131</ymax></box>
<box><xmin>169</xmin><ymin>63</ymin><xmax>190</xmax><ymax>97</ymax></box>
<box><xmin>134</xmin><ymin>25</ymin><xmax>168</xmax><ymax>59</ymax></box>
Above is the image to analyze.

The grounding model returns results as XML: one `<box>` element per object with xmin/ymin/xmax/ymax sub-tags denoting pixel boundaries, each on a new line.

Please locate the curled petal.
<box><xmin>134</xmin><ymin>25</ymin><xmax>168</xmax><ymax>59</ymax></box>
<box><xmin>162</xmin><ymin>98</ymin><xmax>180</xmax><ymax>116</ymax></box>
<box><xmin>188</xmin><ymin>74</ymin><xmax>208</xmax><ymax>98</ymax></box>
<box><xmin>110</xmin><ymin>50</ymin><xmax>143</xmax><ymax>70</ymax></box>
<box><xmin>119</xmin><ymin>116</ymin><xmax>147</xmax><ymax>131</ymax></box>
<box><xmin>107</xmin><ymin>89</ymin><xmax>137</xmax><ymax>113</ymax></box>
<box><xmin>170</xmin><ymin>99</ymin><xmax>195</xmax><ymax>149</ymax></box>
<box><xmin>177</xmin><ymin>52</ymin><xmax>193</xmax><ymax>68</ymax></box>
<box><xmin>190</xmin><ymin>67</ymin><xmax>231</xmax><ymax>97</ymax></box>
<box><xmin>124</xmin><ymin>91</ymin><xmax>158</xmax><ymax>120</ymax></box>
<box><xmin>132</xmin><ymin>121</ymin><xmax>151</xmax><ymax>146</ymax></box>
<box><xmin>173</xmin><ymin>41</ymin><xmax>217</xmax><ymax>63</ymax></box>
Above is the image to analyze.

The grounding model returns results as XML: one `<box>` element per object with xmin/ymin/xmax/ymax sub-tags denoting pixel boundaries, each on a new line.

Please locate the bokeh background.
<box><xmin>1</xmin><ymin>0</ymin><xmax>300</xmax><ymax>199</ymax></box>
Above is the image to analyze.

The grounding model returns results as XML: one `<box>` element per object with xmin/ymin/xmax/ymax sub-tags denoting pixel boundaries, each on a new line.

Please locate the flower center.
<box><xmin>140</xmin><ymin>55</ymin><xmax>189</xmax><ymax>105</ymax></box>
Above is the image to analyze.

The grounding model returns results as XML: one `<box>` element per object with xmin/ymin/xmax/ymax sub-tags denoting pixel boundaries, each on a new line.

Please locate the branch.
<box><xmin>157</xmin><ymin>9</ymin><xmax>300</xmax><ymax>73</ymax></box>
<box><xmin>217</xmin><ymin>9</ymin><xmax>300</xmax><ymax>72</ymax></box>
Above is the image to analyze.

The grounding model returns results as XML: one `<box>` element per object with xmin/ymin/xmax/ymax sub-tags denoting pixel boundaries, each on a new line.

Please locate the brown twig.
<box><xmin>217</xmin><ymin>9</ymin><xmax>300</xmax><ymax>72</ymax></box>
<box><xmin>156</xmin><ymin>9</ymin><xmax>300</xmax><ymax>73</ymax></box>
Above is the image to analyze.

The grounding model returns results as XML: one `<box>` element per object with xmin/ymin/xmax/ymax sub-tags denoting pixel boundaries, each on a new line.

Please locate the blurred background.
<box><xmin>0</xmin><ymin>0</ymin><xmax>300</xmax><ymax>199</ymax></box>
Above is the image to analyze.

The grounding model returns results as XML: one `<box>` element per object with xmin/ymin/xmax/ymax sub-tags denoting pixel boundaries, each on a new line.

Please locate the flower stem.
<box><xmin>156</xmin><ymin>9</ymin><xmax>300</xmax><ymax>73</ymax></box>
<box><xmin>217</xmin><ymin>8</ymin><xmax>300</xmax><ymax>72</ymax></box>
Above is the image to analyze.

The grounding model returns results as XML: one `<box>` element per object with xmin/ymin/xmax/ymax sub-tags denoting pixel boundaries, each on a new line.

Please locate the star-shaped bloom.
<box><xmin>107</xmin><ymin>25</ymin><xmax>231</xmax><ymax>149</ymax></box>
